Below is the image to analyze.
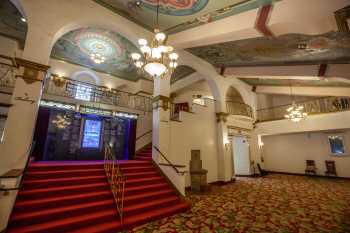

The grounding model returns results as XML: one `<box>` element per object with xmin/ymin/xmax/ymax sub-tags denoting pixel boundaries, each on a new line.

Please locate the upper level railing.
<box><xmin>226</xmin><ymin>101</ymin><xmax>253</xmax><ymax>118</ymax></box>
<box><xmin>44</xmin><ymin>75</ymin><xmax>153</xmax><ymax>112</ymax></box>
<box><xmin>257</xmin><ymin>96</ymin><xmax>350</xmax><ymax>122</ymax></box>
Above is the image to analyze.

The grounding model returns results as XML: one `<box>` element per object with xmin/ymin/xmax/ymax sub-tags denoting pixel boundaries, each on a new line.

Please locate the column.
<box><xmin>0</xmin><ymin>58</ymin><xmax>49</xmax><ymax>171</ymax></box>
<box><xmin>152</xmin><ymin>75</ymin><xmax>171</xmax><ymax>163</ymax></box>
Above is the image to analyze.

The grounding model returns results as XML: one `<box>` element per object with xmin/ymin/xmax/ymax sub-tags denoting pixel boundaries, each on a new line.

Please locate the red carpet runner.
<box><xmin>7</xmin><ymin>146</ymin><xmax>190</xmax><ymax>233</ymax></box>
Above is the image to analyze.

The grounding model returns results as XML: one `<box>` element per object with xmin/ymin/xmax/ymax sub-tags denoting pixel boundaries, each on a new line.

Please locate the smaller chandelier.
<box><xmin>52</xmin><ymin>114</ymin><xmax>71</xmax><ymax>129</ymax></box>
<box><xmin>90</xmin><ymin>53</ymin><xmax>106</xmax><ymax>64</ymax></box>
<box><xmin>284</xmin><ymin>102</ymin><xmax>308</xmax><ymax>122</ymax></box>
<box><xmin>131</xmin><ymin>29</ymin><xmax>178</xmax><ymax>78</ymax></box>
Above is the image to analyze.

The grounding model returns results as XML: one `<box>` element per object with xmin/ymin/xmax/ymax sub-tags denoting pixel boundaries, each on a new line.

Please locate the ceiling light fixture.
<box><xmin>90</xmin><ymin>53</ymin><xmax>106</xmax><ymax>64</ymax></box>
<box><xmin>131</xmin><ymin>0</ymin><xmax>178</xmax><ymax>78</ymax></box>
<box><xmin>284</xmin><ymin>81</ymin><xmax>307</xmax><ymax>122</ymax></box>
<box><xmin>20</xmin><ymin>17</ymin><xmax>26</xmax><ymax>22</ymax></box>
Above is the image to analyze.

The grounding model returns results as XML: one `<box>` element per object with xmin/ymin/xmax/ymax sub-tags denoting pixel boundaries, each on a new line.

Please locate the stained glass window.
<box><xmin>82</xmin><ymin>119</ymin><xmax>102</xmax><ymax>148</ymax></box>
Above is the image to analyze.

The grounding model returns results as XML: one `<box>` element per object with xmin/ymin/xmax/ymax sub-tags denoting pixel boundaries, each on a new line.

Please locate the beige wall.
<box><xmin>262</xmin><ymin>130</ymin><xmax>350</xmax><ymax>178</ymax></box>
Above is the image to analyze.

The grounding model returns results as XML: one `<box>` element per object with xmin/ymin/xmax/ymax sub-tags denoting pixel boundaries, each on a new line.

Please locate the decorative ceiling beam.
<box><xmin>255</xmin><ymin>4</ymin><xmax>274</xmax><ymax>37</ymax></box>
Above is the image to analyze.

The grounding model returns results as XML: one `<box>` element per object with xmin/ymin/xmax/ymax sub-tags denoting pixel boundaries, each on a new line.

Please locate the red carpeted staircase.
<box><xmin>134</xmin><ymin>144</ymin><xmax>152</xmax><ymax>161</ymax></box>
<box><xmin>7</xmin><ymin>152</ymin><xmax>189</xmax><ymax>232</ymax></box>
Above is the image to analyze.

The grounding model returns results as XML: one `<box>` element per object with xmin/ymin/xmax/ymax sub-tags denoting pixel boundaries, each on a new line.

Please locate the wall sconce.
<box><xmin>224</xmin><ymin>138</ymin><xmax>230</xmax><ymax>150</ymax></box>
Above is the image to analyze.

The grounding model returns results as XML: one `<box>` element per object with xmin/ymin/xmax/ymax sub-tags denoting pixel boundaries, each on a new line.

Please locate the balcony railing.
<box><xmin>257</xmin><ymin>96</ymin><xmax>350</xmax><ymax>122</ymax></box>
<box><xmin>226</xmin><ymin>101</ymin><xmax>253</xmax><ymax>118</ymax></box>
<box><xmin>43</xmin><ymin>76</ymin><xmax>153</xmax><ymax>112</ymax></box>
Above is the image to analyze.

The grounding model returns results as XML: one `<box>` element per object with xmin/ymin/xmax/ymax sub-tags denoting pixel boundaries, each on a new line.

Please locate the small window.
<box><xmin>82</xmin><ymin>119</ymin><xmax>102</xmax><ymax>148</ymax></box>
<box><xmin>328</xmin><ymin>135</ymin><xmax>346</xmax><ymax>156</ymax></box>
<box><xmin>75</xmin><ymin>84</ymin><xmax>92</xmax><ymax>101</ymax></box>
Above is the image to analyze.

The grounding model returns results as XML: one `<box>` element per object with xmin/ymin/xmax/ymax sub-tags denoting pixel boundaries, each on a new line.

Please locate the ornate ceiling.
<box><xmin>238</xmin><ymin>78</ymin><xmax>350</xmax><ymax>87</ymax></box>
<box><xmin>51</xmin><ymin>27</ymin><xmax>143</xmax><ymax>81</ymax></box>
<box><xmin>93</xmin><ymin>0</ymin><xmax>278</xmax><ymax>34</ymax></box>
<box><xmin>171</xmin><ymin>65</ymin><xmax>196</xmax><ymax>84</ymax></box>
<box><xmin>187</xmin><ymin>32</ymin><xmax>350</xmax><ymax>67</ymax></box>
<box><xmin>0</xmin><ymin>0</ymin><xmax>27</xmax><ymax>48</ymax></box>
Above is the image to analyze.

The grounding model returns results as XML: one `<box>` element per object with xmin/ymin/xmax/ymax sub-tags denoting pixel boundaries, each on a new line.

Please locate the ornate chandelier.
<box><xmin>90</xmin><ymin>53</ymin><xmax>106</xmax><ymax>64</ymax></box>
<box><xmin>52</xmin><ymin>114</ymin><xmax>71</xmax><ymax>129</ymax></box>
<box><xmin>284</xmin><ymin>102</ymin><xmax>308</xmax><ymax>122</ymax></box>
<box><xmin>284</xmin><ymin>82</ymin><xmax>307</xmax><ymax>122</ymax></box>
<box><xmin>131</xmin><ymin>1</ymin><xmax>178</xmax><ymax>78</ymax></box>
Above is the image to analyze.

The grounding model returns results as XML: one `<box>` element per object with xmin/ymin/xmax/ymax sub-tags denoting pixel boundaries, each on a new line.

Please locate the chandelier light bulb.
<box><xmin>140</xmin><ymin>45</ymin><xmax>151</xmax><ymax>55</ymax></box>
<box><xmin>155</xmin><ymin>32</ymin><xmax>166</xmax><ymax>42</ymax></box>
<box><xmin>144</xmin><ymin>62</ymin><xmax>167</xmax><ymax>77</ymax></box>
<box><xmin>131</xmin><ymin>53</ymin><xmax>141</xmax><ymax>60</ymax></box>
<box><xmin>151</xmin><ymin>48</ymin><xmax>162</xmax><ymax>59</ymax></box>
<box><xmin>169</xmin><ymin>52</ymin><xmax>179</xmax><ymax>60</ymax></box>
<box><xmin>138</xmin><ymin>38</ymin><xmax>148</xmax><ymax>46</ymax></box>
<box><xmin>135</xmin><ymin>61</ymin><xmax>143</xmax><ymax>68</ymax></box>
<box><xmin>169</xmin><ymin>61</ymin><xmax>178</xmax><ymax>68</ymax></box>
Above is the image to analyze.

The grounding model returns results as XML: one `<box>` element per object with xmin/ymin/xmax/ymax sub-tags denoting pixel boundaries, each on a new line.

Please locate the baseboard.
<box><xmin>235</xmin><ymin>174</ymin><xmax>255</xmax><ymax>177</ymax></box>
<box><xmin>266</xmin><ymin>170</ymin><xmax>350</xmax><ymax>180</ymax></box>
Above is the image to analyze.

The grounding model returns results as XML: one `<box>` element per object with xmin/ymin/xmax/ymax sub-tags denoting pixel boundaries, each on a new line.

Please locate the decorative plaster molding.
<box><xmin>15</xmin><ymin>57</ymin><xmax>50</xmax><ymax>84</ymax></box>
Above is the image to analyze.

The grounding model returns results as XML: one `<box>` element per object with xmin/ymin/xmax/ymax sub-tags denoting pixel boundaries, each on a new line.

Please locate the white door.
<box><xmin>233</xmin><ymin>136</ymin><xmax>251</xmax><ymax>176</ymax></box>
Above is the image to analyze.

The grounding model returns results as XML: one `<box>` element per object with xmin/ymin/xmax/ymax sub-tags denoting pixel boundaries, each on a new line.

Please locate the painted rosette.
<box><xmin>141</xmin><ymin>0</ymin><xmax>209</xmax><ymax>16</ymax></box>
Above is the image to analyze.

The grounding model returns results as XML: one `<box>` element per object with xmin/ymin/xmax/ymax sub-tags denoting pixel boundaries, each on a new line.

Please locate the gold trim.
<box><xmin>15</xmin><ymin>57</ymin><xmax>50</xmax><ymax>72</ymax></box>
<box><xmin>216</xmin><ymin>112</ymin><xmax>229</xmax><ymax>123</ymax></box>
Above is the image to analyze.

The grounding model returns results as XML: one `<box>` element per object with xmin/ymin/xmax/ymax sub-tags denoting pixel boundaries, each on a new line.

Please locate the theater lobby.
<box><xmin>0</xmin><ymin>0</ymin><xmax>350</xmax><ymax>232</ymax></box>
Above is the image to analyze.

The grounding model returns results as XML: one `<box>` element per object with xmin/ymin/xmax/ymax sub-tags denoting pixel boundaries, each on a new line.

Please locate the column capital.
<box><xmin>153</xmin><ymin>95</ymin><xmax>171</xmax><ymax>111</ymax></box>
<box><xmin>216</xmin><ymin>112</ymin><xmax>229</xmax><ymax>123</ymax></box>
<box><xmin>15</xmin><ymin>57</ymin><xmax>50</xmax><ymax>84</ymax></box>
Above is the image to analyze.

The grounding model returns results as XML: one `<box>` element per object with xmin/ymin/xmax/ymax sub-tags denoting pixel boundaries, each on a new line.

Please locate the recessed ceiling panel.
<box><xmin>93</xmin><ymin>0</ymin><xmax>278</xmax><ymax>34</ymax></box>
<box><xmin>187</xmin><ymin>32</ymin><xmax>350</xmax><ymax>67</ymax></box>
<box><xmin>51</xmin><ymin>27</ymin><xmax>143</xmax><ymax>81</ymax></box>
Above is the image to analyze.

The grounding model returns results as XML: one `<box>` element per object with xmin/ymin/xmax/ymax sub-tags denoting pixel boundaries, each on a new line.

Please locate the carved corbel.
<box><xmin>14</xmin><ymin>57</ymin><xmax>50</xmax><ymax>84</ymax></box>
<box><xmin>216</xmin><ymin>112</ymin><xmax>229</xmax><ymax>123</ymax></box>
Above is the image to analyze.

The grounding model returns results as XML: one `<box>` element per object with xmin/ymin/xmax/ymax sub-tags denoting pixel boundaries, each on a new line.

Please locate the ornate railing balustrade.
<box><xmin>104</xmin><ymin>145</ymin><xmax>126</xmax><ymax>223</ymax></box>
<box><xmin>0</xmin><ymin>55</ymin><xmax>17</xmax><ymax>90</ymax></box>
<box><xmin>257</xmin><ymin>96</ymin><xmax>350</xmax><ymax>122</ymax></box>
<box><xmin>43</xmin><ymin>75</ymin><xmax>152</xmax><ymax>112</ymax></box>
<box><xmin>226</xmin><ymin>101</ymin><xmax>254</xmax><ymax>118</ymax></box>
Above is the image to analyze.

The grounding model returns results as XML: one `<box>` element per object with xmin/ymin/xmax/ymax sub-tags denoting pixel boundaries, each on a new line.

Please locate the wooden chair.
<box><xmin>305</xmin><ymin>160</ymin><xmax>317</xmax><ymax>175</ymax></box>
<box><xmin>325</xmin><ymin>160</ymin><xmax>337</xmax><ymax>176</ymax></box>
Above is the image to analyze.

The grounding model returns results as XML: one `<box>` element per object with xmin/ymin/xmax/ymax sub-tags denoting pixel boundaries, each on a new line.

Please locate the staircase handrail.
<box><xmin>103</xmin><ymin>144</ymin><xmax>126</xmax><ymax>224</ymax></box>
<box><xmin>0</xmin><ymin>141</ymin><xmax>35</xmax><ymax>192</ymax></box>
<box><xmin>135</xmin><ymin>130</ymin><xmax>152</xmax><ymax>141</ymax></box>
<box><xmin>153</xmin><ymin>146</ymin><xmax>186</xmax><ymax>175</ymax></box>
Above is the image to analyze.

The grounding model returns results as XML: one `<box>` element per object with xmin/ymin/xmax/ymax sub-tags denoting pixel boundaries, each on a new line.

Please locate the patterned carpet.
<box><xmin>129</xmin><ymin>174</ymin><xmax>350</xmax><ymax>233</ymax></box>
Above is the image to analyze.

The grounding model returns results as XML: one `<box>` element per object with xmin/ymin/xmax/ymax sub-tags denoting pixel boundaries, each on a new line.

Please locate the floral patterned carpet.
<box><xmin>129</xmin><ymin>174</ymin><xmax>350</xmax><ymax>233</ymax></box>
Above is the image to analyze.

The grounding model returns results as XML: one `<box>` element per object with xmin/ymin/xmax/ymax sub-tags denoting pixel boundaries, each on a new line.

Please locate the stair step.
<box><xmin>23</xmin><ymin>175</ymin><xmax>106</xmax><ymax>189</ymax></box>
<box><xmin>123</xmin><ymin>171</ymin><xmax>159</xmax><ymax>179</ymax></box>
<box><xmin>120</xmin><ymin>166</ymin><xmax>154</xmax><ymax>174</ymax></box>
<box><xmin>17</xmin><ymin>182</ymin><xmax>109</xmax><ymax>200</ymax></box>
<box><xmin>25</xmin><ymin>168</ymin><xmax>105</xmax><ymax>179</ymax></box>
<box><xmin>125</xmin><ymin>176</ymin><xmax>164</xmax><ymax>187</ymax></box>
<box><xmin>68</xmin><ymin>202</ymin><xmax>190</xmax><ymax>233</ymax></box>
<box><xmin>14</xmin><ymin>190</ymin><xmax>112</xmax><ymax>213</ymax></box>
<box><xmin>124</xmin><ymin>182</ymin><xmax>169</xmax><ymax>196</ymax></box>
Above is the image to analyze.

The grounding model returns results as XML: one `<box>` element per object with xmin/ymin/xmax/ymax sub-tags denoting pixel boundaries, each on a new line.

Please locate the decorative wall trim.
<box><xmin>153</xmin><ymin>95</ymin><xmax>170</xmax><ymax>111</ymax></box>
<box><xmin>266</xmin><ymin>170</ymin><xmax>350</xmax><ymax>180</ymax></box>
<box><xmin>216</xmin><ymin>112</ymin><xmax>229</xmax><ymax>123</ymax></box>
<box><xmin>15</xmin><ymin>57</ymin><xmax>50</xmax><ymax>84</ymax></box>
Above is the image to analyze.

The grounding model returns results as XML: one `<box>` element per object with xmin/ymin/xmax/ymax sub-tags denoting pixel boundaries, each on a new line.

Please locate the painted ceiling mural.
<box><xmin>187</xmin><ymin>32</ymin><xmax>350</xmax><ymax>67</ymax></box>
<box><xmin>93</xmin><ymin>0</ymin><xmax>278</xmax><ymax>34</ymax></box>
<box><xmin>51</xmin><ymin>28</ymin><xmax>143</xmax><ymax>81</ymax></box>
<box><xmin>0</xmin><ymin>0</ymin><xmax>27</xmax><ymax>48</ymax></box>
<box><xmin>238</xmin><ymin>78</ymin><xmax>350</xmax><ymax>87</ymax></box>
<box><xmin>171</xmin><ymin>65</ymin><xmax>196</xmax><ymax>84</ymax></box>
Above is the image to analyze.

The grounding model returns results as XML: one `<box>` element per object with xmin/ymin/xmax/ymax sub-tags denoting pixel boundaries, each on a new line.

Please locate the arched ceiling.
<box><xmin>50</xmin><ymin>27</ymin><xmax>144</xmax><ymax>81</ymax></box>
<box><xmin>93</xmin><ymin>0</ymin><xmax>278</xmax><ymax>34</ymax></box>
<box><xmin>186</xmin><ymin>32</ymin><xmax>350</xmax><ymax>67</ymax></box>
<box><xmin>0</xmin><ymin>0</ymin><xmax>27</xmax><ymax>48</ymax></box>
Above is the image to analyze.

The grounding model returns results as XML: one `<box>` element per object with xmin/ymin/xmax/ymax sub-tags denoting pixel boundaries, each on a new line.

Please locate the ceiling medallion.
<box><xmin>131</xmin><ymin>1</ymin><xmax>178</xmax><ymax>78</ymax></box>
